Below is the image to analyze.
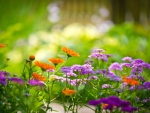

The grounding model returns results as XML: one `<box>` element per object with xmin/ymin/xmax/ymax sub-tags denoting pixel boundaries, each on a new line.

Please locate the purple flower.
<box><xmin>28</xmin><ymin>79</ymin><xmax>45</xmax><ymax>86</ymax></box>
<box><xmin>88</xmin><ymin>99</ymin><xmax>101</xmax><ymax>106</ymax></box>
<box><xmin>142</xmin><ymin>62</ymin><xmax>150</xmax><ymax>69</ymax></box>
<box><xmin>143</xmin><ymin>81</ymin><xmax>150</xmax><ymax>89</ymax></box>
<box><xmin>89</xmin><ymin>96</ymin><xmax>137</xmax><ymax>112</ymax></box>
<box><xmin>132</xmin><ymin>59</ymin><xmax>143</xmax><ymax>64</ymax></box>
<box><xmin>131</xmin><ymin>64</ymin><xmax>143</xmax><ymax>74</ymax></box>
<box><xmin>109</xmin><ymin>75</ymin><xmax>121</xmax><ymax>81</ymax></box>
<box><xmin>88</xmin><ymin>76</ymin><xmax>98</xmax><ymax>80</ymax></box>
<box><xmin>71</xmin><ymin>64</ymin><xmax>82</xmax><ymax>72</ymax></box>
<box><xmin>121</xmin><ymin>63</ymin><xmax>132</xmax><ymax>68</ymax></box>
<box><xmin>89</xmin><ymin>52</ymin><xmax>112</xmax><ymax>62</ymax></box>
<box><xmin>102</xmin><ymin>84</ymin><xmax>113</xmax><ymax>89</ymax></box>
<box><xmin>66</xmin><ymin>72</ymin><xmax>77</xmax><ymax>77</ymax></box>
<box><xmin>109</xmin><ymin>62</ymin><xmax>122</xmax><ymax>71</ymax></box>
<box><xmin>93</xmin><ymin>48</ymin><xmax>105</xmax><ymax>53</ymax></box>
<box><xmin>122</xmin><ymin>57</ymin><xmax>133</xmax><ymax>62</ymax></box>
<box><xmin>9</xmin><ymin>78</ymin><xmax>24</xmax><ymax>84</ymax></box>
<box><xmin>0</xmin><ymin>71</ymin><xmax>9</xmax><ymax>85</ymax></box>
<box><xmin>61</xmin><ymin>66</ymin><xmax>71</xmax><ymax>73</ymax></box>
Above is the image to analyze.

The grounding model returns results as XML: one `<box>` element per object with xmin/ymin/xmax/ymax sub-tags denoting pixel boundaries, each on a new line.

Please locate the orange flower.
<box><xmin>122</xmin><ymin>76</ymin><xmax>139</xmax><ymax>86</ymax></box>
<box><xmin>49</xmin><ymin>58</ymin><xmax>64</xmax><ymax>66</ymax></box>
<box><xmin>29</xmin><ymin>55</ymin><xmax>35</xmax><ymax>61</ymax></box>
<box><xmin>34</xmin><ymin>61</ymin><xmax>55</xmax><ymax>71</ymax></box>
<box><xmin>32</xmin><ymin>72</ymin><xmax>46</xmax><ymax>82</ymax></box>
<box><xmin>62</xmin><ymin>47</ymin><xmax>79</xmax><ymax>57</ymax></box>
<box><xmin>0</xmin><ymin>43</ymin><xmax>6</xmax><ymax>48</ymax></box>
<box><xmin>62</xmin><ymin>88</ymin><xmax>76</xmax><ymax>96</ymax></box>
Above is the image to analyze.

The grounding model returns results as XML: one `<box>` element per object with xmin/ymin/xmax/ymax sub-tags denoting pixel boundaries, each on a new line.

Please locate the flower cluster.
<box><xmin>1</xmin><ymin>45</ymin><xmax>150</xmax><ymax>113</ymax></box>
<box><xmin>89</xmin><ymin>96</ymin><xmax>137</xmax><ymax>112</ymax></box>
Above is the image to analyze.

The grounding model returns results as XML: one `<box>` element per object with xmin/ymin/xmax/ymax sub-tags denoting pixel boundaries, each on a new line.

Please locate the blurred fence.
<box><xmin>49</xmin><ymin>0</ymin><xmax>150</xmax><ymax>25</ymax></box>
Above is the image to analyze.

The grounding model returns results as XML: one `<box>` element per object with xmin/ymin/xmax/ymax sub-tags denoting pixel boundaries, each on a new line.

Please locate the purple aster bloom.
<box><xmin>122</xmin><ymin>57</ymin><xmax>133</xmax><ymax>62</ymax></box>
<box><xmin>142</xmin><ymin>62</ymin><xmax>150</xmax><ymax>69</ymax></box>
<box><xmin>121</xmin><ymin>63</ymin><xmax>132</xmax><ymax>68</ymax></box>
<box><xmin>93</xmin><ymin>48</ymin><xmax>105</xmax><ymax>53</ymax></box>
<box><xmin>9</xmin><ymin>78</ymin><xmax>24</xmax><ymax>84</ymax></box>
<box><xmin>131</xmin><ymin>64</ymin><xmax>143</xmax><ymax>74</ymax></box>
<box><xmin>142</xmin><ymin>99</ymin><xmax>148</xmax><ymax>103</ymax></box>
<box><xmin>102</xmin><ymin>84</ymin><xmax>113</xmax><ymax>89</ymax></box>
<box><xmin>0</xmin><ymin>71</ymin><xmax>9</xmax><ymax>85</ymax></box>
<box><xmin>137</xmin><ymin>85</ymin><xmax>144</xmax><ymax>90</ymax></box>
<box><xmin>101</xmin><ymin>69</ymin><xmax>107</xmax><ymax>75</ymax></box>
<box><xmin>88</xmin><ymin>76</ymin><xmax>98</xmax><ymax>80</ymax></box>
<box><xmin>109</xmin><ymin>75</ymin><xmax>121</xmax><ymax>81</ymax></box>
<box><xmin>71</xmin><ymin>64</ymin><xmax>82</xmax><ymax>72</ymax></box>
<box><xmin>66</xmin><ymin>72</ymin><xmax>77</xmax><ymax>77</ymax></box>
<box><xmin>129</xmin><ymin>86</ymin><xmax>136</xmax><ymax>90</ymax></box>
<box><xmin>143</xmin><ymin>81</ymin><xmax>150</xmax><ymax>89</ymax></box>
<box><xmin>132</xmin><ymin>59</ymin><xmax>143</xmax><ymax>64</ymax></box>
<box><xmin>61</xmin><ymin>66</ymin><xmax>71</xmax><ymax>73</ymax></box>
<box><xmin>28</xmin><ymin>79</ymin><xmax>45</xmax><ymax>86</ymax></box>
<box><xmin>88</xmin><ymin>99</ymin><xmax>101</xmax><ymax>106</ymax></box>
<box><xmin>89</xmin><ymin>96</ymin><xmax>137</xmax><ymax>112</ymax></box>
<box><xmin>89</xmin><ymin>52</ymin><xmax>112</xmax><ymax>62</ymax></box>
<box><xmin>109</xmin><ymin>62</ymin><xmax>122</xmax><ymax>71</ymax></box>
<box><xmin>121</xmin><ymin>106</ymin><xmax>137</xmax><ymax>113</ymax></box>
<box><xmin>0</xmin><ymin>75</ymin><xmax>7</xmax><ymax>85</ymax></box>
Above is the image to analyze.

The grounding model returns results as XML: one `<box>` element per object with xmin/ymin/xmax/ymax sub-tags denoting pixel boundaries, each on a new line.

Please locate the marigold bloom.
<box><xmin>122</xmin><ymin>76</ymin><xmax>139</xmax><ymax>86</ymax></box>
<box><xmin>62</xmin><ymin>47</ymin><xmax>79</xmax><ymax>57</ymax></box>
<box><xmin>34</xmin><ymin>61</ymin><xmax>55</xmax><ymax>71</ymax></box>
<box><xmin>32</xmin><ymin>72</ymin><xmax>46</xmax><ymax>82</ymax></box>
<box><xmin>29</xmin><ymin>55</ymin><xmax>35</xmax><ymax>61</ymax></box>
<box><xmin>0</xmin><ymin>44</ymin><xmax>6</xmax><ymax>48</ymax></box>
<box><xmin>49</xmin><ymin>58</ymin><xmax>64</xmax><ymax>66</ymax></box>
<box><xmin>62</xmin><ymin>88</ymin><xmax>76</xmax><ymax>96</ymax></box>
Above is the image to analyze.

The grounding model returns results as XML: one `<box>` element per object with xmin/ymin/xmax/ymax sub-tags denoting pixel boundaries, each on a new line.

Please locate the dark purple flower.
<box><xmin>9</xmin><ymin>78</ymin><xmax>24</xmax><ymax>84</ymax></box>
<box><xmin>88</xmin><ymin>99</ymin><xmax>101</xmax><ymax>106</ymax></box>
<box><xmin>121</xmin><ymin>106</ymin><xmax>137</xmax><ymax>113</ymax></box>
<box><xmin>143</xmin><ymin>81</ymin><xmax>150</xmax><ymax>89</ymax></box>
<box><xmin>28</xmin><ymin>79</ymin><xmax>45</xmax><ymax>86</ymax></box>
<box><xmin>0</xmin><ymin>71</ymin><xmax>9</xmax><ymax>85</ymax></box>
<box><xmin>122</xmin><ymin>57</ymin><xmax>133</xmax><ymax>62</ymax></box>
<box><xmin>109</xmin><ymin>62</ymin><xmax>122</xmax><ymax>71</ymax></box>
<box><xmin>89</xmin><ymin>96</ymin><xmax>137</xmax><ymax>112</ymax></box>
<box><xmin>132</xmin><ymin>59</ymin><xmax>143</xmax><ymax>64</ymax></box>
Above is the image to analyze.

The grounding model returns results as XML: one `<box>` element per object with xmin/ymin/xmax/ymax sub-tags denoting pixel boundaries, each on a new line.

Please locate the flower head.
<box><xmin>122</xmin><ymin>76</ymin><xmax>139</xmax><ymax>86</ymax></box>
<box><xmin>49</xmin><ymin>58</ymin><xmax>64</xmax><ymax>66</ymax></box>
<box><xmin>34</xmin><ymin>61</ymin><xmax>55</xmax><ymax>71</ymax></box>
<box><xmin>0</xmin><ymin>71</ymin><xmax>9</xmax><ymax>85</ymax></box>
<box><xmin>62</xmin><ymin>88</ymin><xmax>76</xmax><ymax>96</ymax></box>
<box><xmin>32</xmin><ymin>72</ymin><xmax>46</xmax><ymax>82</ymax></box>
<box><xmin>9</xmin><ymin>78</ymin><xmax>24</xmax><ymax>84</ymax></box>
<box><xmin>122</xmin><ymin>57</ymin><xmax>133</xmax><ymax>62</ymax></box>
<box><xmin>29</xmin><ymin>55</ymin><xmax>35</xmax><ymax>61</ymax></box>
<box><xmin>28</xmin><ymin>79</ymin><xmax>45</xmax><ymax>86</ymax></box>
<box><xmin>109</xmin><ymin>62</ymin><xmax>122</xmax><ymax>71</ymax></box>
<box><xmin>0</xmin><ymin>43</ymin><xmax>6</xmax><ymax>48</ymax></box>
<box><xmin>62</xmin><ymin>47</ymin><xmax>79</xmax><ymax>57</ymax></box>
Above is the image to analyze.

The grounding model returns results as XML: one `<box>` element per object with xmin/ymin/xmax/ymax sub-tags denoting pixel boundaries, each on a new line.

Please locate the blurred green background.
<box><xmin>0</xmin><ymin>0</ymin><xmax>150</xmax><ymax>74</ymax></box>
